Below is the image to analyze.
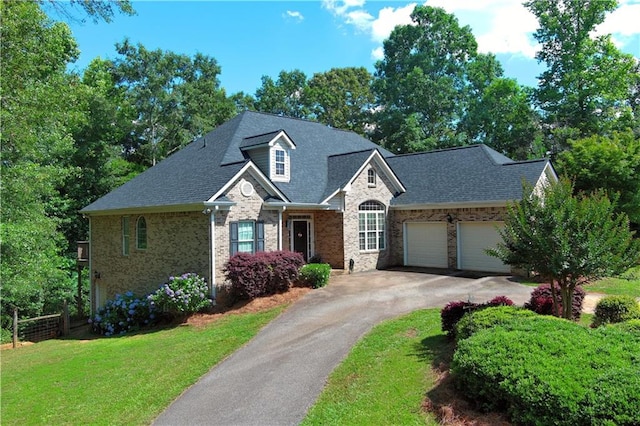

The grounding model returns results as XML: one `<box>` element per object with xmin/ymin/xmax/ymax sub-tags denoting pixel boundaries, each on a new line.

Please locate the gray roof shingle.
<box><xmin>82</xmin><ymin>111</ymin><xmax>391</xmax><ymax>213</ymax></box>
<box><xmin>387</xmin><ymin>144</ymin><xmax>551</xmax><ymax>206</ymax></box>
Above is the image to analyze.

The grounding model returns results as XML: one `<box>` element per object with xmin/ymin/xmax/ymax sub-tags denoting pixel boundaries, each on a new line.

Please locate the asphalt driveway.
<box><xmin>154</xmin><ymin>269</ymin><xmax>532</xmax><ymax>426</ymax></box>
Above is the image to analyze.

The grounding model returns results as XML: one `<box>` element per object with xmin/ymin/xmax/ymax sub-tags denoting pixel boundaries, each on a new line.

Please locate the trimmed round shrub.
<box><xmin>592</xmin><ymin>295</ymin><xmax>640</xmax><ymax>327</ymax></box>
<box><xmin>91</xmin><ymin>291</ymin><xmax>156</xmax><ymax>336</ymax></box>
<box><xmin>441</xmin><ymin>296</ymin><xmax>515</xmax><ymax>337</ymax></box>
<box><xmin>148</xmin><ymin>273</ymin><xmax>212</xmax><ymax>318</ymax></box>
<box><xmin>224</xmin><ymin>251</ymin><xmax>304</xmax><ymax>301</ymax></box>
<box><xmin>455</xmin><ymin>305</ymin><xmax>537</xmax><ymax>341</ymax></box>
<box><xmin>299</xmin><ymin>263</ymin><xmax>331</xmax><ymax>288</ymax></box>
<box><xmin>525</xmin><ymin>283</ymin><xmax>585</xmax><ymax>320</ymax></box>
<box><xmin>452</xmin><ymin>316</ymin><xmax>640</xmax><ymax>425</ymax></box>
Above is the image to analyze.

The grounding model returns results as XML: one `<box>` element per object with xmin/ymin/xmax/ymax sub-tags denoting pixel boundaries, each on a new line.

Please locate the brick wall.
<box><xmin>389</xmin><ymin>206</ymin><xmax>507</xmax><ymax>268</ymax></box>
<box><xmin>343</xmin><ymin>162</ymin><xmax>396</xmax><ymax>272</ymax></box>
<box><xmin>214</xmin><ymin>173</ymin><xmax>279</xmax><ymax>296</ymax></box>
<box><xmin>91</xmin><ymin>211</ymin><xmax>210</xmax><ymax>308</ymax></box>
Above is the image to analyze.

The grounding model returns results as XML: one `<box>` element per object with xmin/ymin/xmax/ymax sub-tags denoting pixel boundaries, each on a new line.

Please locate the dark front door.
<box><xmin>293</xmin><ymin>220</ymin><xmax>309</xmax><ymax>261</ymax></box>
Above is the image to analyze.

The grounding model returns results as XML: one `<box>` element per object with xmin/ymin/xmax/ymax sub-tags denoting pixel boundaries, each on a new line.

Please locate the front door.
<box><xmin>292</xmin><ymin>220</ymin><xmax>309</xmax><ymax>261</ymax></box>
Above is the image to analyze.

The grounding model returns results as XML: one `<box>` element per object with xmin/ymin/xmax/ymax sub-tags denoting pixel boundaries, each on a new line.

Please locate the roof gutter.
<box><xmin>80</xmin><ymin>202</ymin><xmax>209</xmax><ymax>216</ymax></box>
<box><xmin>390</xmin><ymin>200</ymin><xmax>512</xmax><ymax>210</ymax></box>
<box><xmin>263</xmin><ymin>201</ymin><xmax>332</xmax><ymax>211</ymax></box>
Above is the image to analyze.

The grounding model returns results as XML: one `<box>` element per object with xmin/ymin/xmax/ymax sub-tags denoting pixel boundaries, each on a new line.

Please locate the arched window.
<box><xmin>136</xmin><ymin>216</ymin><xmax>147</xmax><ymax>250</ymax></box>
<box><xmin>358</xmin><ymin>201</ymin><xmax>385</xmax><ymax>251</ymax></box>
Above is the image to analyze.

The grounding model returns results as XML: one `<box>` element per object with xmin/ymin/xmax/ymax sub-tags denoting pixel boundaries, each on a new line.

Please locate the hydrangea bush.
<box><xmin>90</xmin><ymin>291</ymin><xmax>156</xmax><ymax>336</ymax></box>
<box><xmin>147</xmin><ymin>273</ymin><xmax>213</xmax><ymax>318</ymax></box>
<box><xmin>91</xmin><ymin>273</ymin><xmax>211</xmax><ymax>336</ymax></box>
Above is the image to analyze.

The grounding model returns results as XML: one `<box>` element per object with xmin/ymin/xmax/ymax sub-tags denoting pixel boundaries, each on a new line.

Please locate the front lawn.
<box><xmin>583</xmin><ymin>265</ymin><xmax>640</xmax><ymax>298</ymax></box>
<box><xmin>0</xmin><ymin>307</ymin><xmax>284</xmax><ymax>425</ymax></box>
<box><xmin>302</xmin><ymin>309</ymin><xmax>446</xmax><ymax>425</ymax></box>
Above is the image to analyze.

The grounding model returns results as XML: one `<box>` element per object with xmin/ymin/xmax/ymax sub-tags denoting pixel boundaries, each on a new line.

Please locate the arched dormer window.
<box><xmin>358</xmin><ymin>201</ymin><xmax>385</xmax><ymax>251</ymax></box>
<box><xmin>136</xmin><ymin>216</ymin><xmax>147</xmax><ymax>250</ymax></box>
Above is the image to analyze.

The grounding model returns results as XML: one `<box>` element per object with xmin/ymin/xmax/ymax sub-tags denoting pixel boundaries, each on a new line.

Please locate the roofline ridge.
<box><xmin>501</xmin><ymin>158</ymin><xmax>549</xmax><ymax>166</ymax></box>
<box><xmin>389</xmin><ymin>144</ymin><xmax>482</xmax><ymax>158</ymax></box>
<box><xmin>327</xmin><ymin>148</ymin><xmax>376</xmax><ymax>159</ymax></box>
<box><xmin>242</xmin><ymin>129</ymin><xmax>284</xmax><ymax>140</ymax></box>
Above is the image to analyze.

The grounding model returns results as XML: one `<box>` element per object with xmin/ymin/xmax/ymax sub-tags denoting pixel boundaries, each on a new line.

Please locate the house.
<box><xmin>81</xmin><ymin>111</ymin><xmax>556</xmax><ymax>310</ymax></box>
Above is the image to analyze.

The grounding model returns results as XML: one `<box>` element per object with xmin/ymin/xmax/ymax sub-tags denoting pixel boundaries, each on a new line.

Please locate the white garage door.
<box><xmin>458</xmin><ymin>222</ymin><xmax>510</xmax><ymax>273</ymax></box>
<box><xmin>404</xmin><ymin>222</ymin><xmax>448</xmax><ymax>268</ymax></box>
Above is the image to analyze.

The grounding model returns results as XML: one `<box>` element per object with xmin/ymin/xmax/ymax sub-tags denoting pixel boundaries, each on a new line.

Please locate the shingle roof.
<box><xmin>387</xmin><ymin>144</ymin><xmax>551</xmax><ymax>206</ymax></box>
<box><xmin>320</xmin><ymin>149</ymin><xmax>376</xmax><ymax>202</ymax></box>
<box><xmin>239</xmin><ymin>130</ymin><xmax>284</xmax><ymax>150</ymax></box>
<box><xmin>82</xmin><ymin>111</ymin><xmax>392</xmax><ymax>213</ymax></box>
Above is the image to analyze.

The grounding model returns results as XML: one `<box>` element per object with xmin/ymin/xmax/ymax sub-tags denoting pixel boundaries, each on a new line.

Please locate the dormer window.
<box><xmin>368</xmin><ymin>169</ymin><xmax>377</xmax><ymax>187</ymax></box>
<box><xmin>275</xmin><ymin>149</ymin><xmax>286</xmax><ymax>176</ymax></box>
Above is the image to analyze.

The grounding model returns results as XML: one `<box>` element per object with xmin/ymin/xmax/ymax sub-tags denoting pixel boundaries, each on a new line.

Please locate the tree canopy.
<box><xmin>488</xmin><ymin>179</ymin><xmax>639</xmax><ymax>319</ymax></box>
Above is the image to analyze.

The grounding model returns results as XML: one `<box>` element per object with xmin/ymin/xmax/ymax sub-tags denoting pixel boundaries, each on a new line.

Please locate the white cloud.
<box><xmin>371</xmin><ymin>46</ymin><xmax>385</xmax><ymax>60</ymax></box>
<box><xmin>324</xmin><ymin>0</ymin><xmax>639</xmax><ymax>62</ymax></box>
<box><xmin>370</xmin><ymin>4</ymin><xmax>416</xmax><ymax>43</ymax></box>
<box><xmin>284</xmin><ymin>10</ymin><xmax>304</xmax><ymax>22</ymax></box>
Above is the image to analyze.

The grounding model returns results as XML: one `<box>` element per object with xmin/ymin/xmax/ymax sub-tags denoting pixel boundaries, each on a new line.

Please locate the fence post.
<box><xmin>62</xmin><ymin>301</ymin><xmax>70</xmax><ymax>336</ymax></box>
<box><xmin>13</xmin><ymin>308</ymin><xmax>18</xmax><ymax>349</ymax></box>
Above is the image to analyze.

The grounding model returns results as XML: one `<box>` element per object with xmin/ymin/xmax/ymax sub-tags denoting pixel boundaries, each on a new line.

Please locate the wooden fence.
<box><xmin>12</xmin><ymin>302</ymin><xmax>70</xmax><ymax>348</ymax></box>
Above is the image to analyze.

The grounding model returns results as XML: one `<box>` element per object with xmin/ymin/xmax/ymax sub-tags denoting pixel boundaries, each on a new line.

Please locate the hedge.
<box><xmin>299</xmin><ymin>263</ymin><xmax>331</xmax><ymax>288</ymax></box>
<box><xmin>451</xmin><ymin>315</ymin><xmax>640</xmax><ymax>425</ymax></box>
<box><xmin>592</xmin><ymin>295</ymin><xmax>640</xmax><ymax>327</ymax></box>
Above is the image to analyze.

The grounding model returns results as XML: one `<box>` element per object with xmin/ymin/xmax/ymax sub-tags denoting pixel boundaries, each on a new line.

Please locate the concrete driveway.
<box><xmin>154</xmin><ymin>269</ymin><xmax>532</xmax><ymax>426</ymax></box>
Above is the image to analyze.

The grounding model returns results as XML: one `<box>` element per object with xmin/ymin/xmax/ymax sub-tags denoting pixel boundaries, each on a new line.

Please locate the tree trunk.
<box><xmin>549</xmin><ymin>279</ymin><xmax>560</xmax><ymax>317</ymax></box>
<box><xmin>561</xmin><ymin>285</ymin><xmax>573</xmax><ymax>320</ymax></box>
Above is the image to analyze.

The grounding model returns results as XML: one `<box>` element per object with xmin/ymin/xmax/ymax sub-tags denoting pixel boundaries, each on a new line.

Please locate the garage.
<box><xmin>404</xmin><ymin>222</ymin><xmax>448</xmax><ymax>268</ymax></box>
<box><xmin>457</xmin><ymin>222</ymin><xmax>510</xmax><ymax>273</ymax></box>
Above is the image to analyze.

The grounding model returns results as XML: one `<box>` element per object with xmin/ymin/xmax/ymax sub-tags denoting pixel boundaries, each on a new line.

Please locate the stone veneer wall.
<box><xmin>343</xmin><ymin>162</ymin><xmax>396</xmax><ymax>272</ymax></box>
<box><xmin>213</xmin><ymin>173</ymin><xmax>279</xmax><ymax>297</ymax></box>
<box><xmin>91</xmin><ymin>211</ymin><xmax>210</xmax><ymax>308</ymax></box>
<box><xmin>389</xmin><ymin>206</ymin><xmax>507</xmax><ymax>269</ymax></box>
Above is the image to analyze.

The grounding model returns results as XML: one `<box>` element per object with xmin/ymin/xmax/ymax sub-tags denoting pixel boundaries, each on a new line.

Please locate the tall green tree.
<box><xmin>112</xmin><ymin>40</ymin><xmax>235</xmax><ymax>166</ymax></box>
<box><xmin>526</xmin><ymin>0</ymin><xmax>637</xmax><ymax>149</ymax></box>
<box><xmin>488</xmin><ymin>179</ymin><xmax>639</xmax><ymax>319</ymax></box>
<box><xmin>372</xmin><ymin>5</ymin><xmax>478</xmax><ymax>152</ymax></box>
<box><xmin>1</xmin><ymin>0</ymin><xmax>83</xmax><ymax>322</ymax></box>
<box><xmin>254</xmin><ymin>70</ymin><xmax>309</xmax><ymax>119</ymax></box>
<box><xmin>556</xmin><ymin>132</ymin><xmax>640</xmax><ymax>226</ymax></box>
<box><xmin>42</xmin><ymin>0</ymin><xmax>134</xmax><ymax>23</ymax></box>
<box><xmin>305</xmin><ymin>67</ymin><xmax>374</xmax><ymax>135</ymax></box>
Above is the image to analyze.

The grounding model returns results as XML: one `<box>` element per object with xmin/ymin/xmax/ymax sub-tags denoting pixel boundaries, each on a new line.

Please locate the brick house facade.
<box><xmin>83</xmin><ymin>111</ymin><xmax>555</xmax><ymax>311</ymax></box>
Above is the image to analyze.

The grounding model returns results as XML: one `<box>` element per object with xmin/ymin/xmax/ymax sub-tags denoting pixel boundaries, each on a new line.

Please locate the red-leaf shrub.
<box><xmin>525</xmin><ymin>283</ymin><xmax>585</xmax><ymax>320</ymax></box>
<box><xmin>488</xmin><ymin>295</ymin><xmax>514</xmax><ymax>306</ymax></box>
<box><xmin>441</xmin><ymin>296</ymin><xmax>515</xmax><ymax>337</ymax></box>
<box><xmin>223</xmin><ymin>251</ymin><xmax>304</xmax><ymax>301</ymax></box>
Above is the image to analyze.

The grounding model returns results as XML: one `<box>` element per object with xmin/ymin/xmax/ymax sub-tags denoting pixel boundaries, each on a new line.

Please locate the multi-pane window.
<box><xmin>122</xmin><ymin>216</ymin><xmax>130</xmax><ymax>255</ymax></box>
<box><xmin>136</xmin><ymin>216</ymin><xmax>147</xmax><ymax>250</ymax></box>
<box><xmin>275</xmin><ymin>149</ymin><xmax>285</xmax><ymax>176</ymax></box>
<box><xmin>367</xmin><ymin>169</ymin><xmax>376</xmax><ymax>186</ymax></box>
<box><xmin>230</xmin><ymin>221</ymin><xmax>265</xmax><ymax>255</ymax></box>
<box><xmin>358</xmin><ymin>201</ymin><xmax>385</xmax><ymax>251</ymax></box>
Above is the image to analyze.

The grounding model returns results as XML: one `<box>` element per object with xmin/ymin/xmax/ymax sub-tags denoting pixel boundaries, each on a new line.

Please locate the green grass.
<box><xmin>302</xmin><ymin>309</ymin><xmax>447</xmax><ymax>426</ymax></box>
<box><xmin>583</xmin><ymin>266</ymin><xmax>640</xmax><ymax>298</ymax></box>
<box><xmin>0</xmin><ymin>307</ymin><xmax>284</xmax><ymax>426</ymax></box>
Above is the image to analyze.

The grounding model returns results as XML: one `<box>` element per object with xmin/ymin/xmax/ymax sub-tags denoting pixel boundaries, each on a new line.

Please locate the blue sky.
<box><xmin>55</xmin><ymin>0</ymin><xmax>640</xmax><ymax>96</ymax></box>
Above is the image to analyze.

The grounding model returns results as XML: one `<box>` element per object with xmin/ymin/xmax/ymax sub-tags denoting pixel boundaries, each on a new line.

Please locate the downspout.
<box><xmin>209</xmin><ymin>208</ymin><xmax>217</xmax><ymax>304</ymax></box>
<box><xmin>278</xmin><ymin>206</ymin><xmax>286</xmax><ymax>251</ymax></box>
<box><xmin>88</xmin><ymin>216</ymin><xmax>94</xmax><ymax>315</ymax></box>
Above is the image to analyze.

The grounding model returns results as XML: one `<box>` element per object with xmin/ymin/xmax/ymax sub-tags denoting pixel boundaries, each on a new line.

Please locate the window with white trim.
<box><xmin>358</xmin><ymin>201</ymin><xmax>385</xmax><ymax>251</ymax></box>
<box><xmin>367</xmin><ymin>169</ymin><xmax>376</xmax><ymax>187</ymax></box>
<box><xmin>230</xmin><ymin>221</ymin><xmax>265</xmax><ymax>255</ymax></box>
<box><xmin>275</xmin><ymin>149</ymin><xmax>285</xmax><ymax>176</ymax></box>
<box><xmin>122</xmin><ymin>216</ymin><xmax>130</xmax><ymax>255</ymax></box>
<box><xmin>136</xmin><ymin>216</ymin><xmax>147</xmax><ymax>250</ymax></box>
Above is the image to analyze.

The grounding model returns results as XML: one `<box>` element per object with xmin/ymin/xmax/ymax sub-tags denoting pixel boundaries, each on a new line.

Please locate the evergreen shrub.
<box><xmin>592</xmin><ymin>295</ymin><xmax>640</xmax><ymax>327</ymax></box>
<box><xmin>299</xmin><ymin>263</ymin><xmax>331</xmax><ymax>288</ymax></box>
<box><xmin>452</xmin><ymin>315</ymin><xmax>640</xmax><ymax>425</ymax></box>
